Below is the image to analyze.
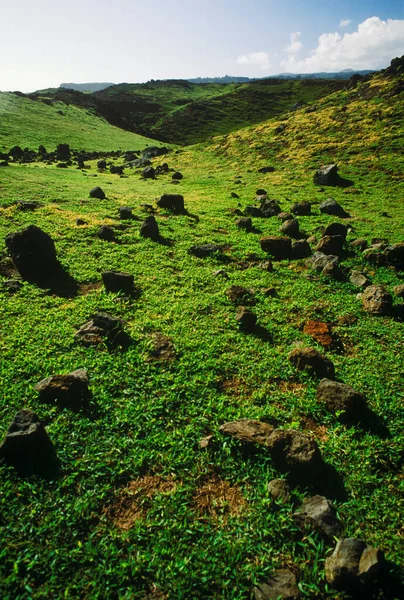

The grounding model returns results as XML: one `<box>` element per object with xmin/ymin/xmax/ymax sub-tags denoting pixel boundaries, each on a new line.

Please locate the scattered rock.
<box><xmin>157</xmin><ymin>193</ymin><xmax>185</xmax><ymax>213</ymax></box>
<box><xmin>362</xmin><ymin>248</ymin><xmax>386</xmax><ymax>266</ymax></box>
<box><xmin>119</xmin><ymin>206</ymin><xmax>133</xmax><ymax>220</ymax></box>
<box><xmin>314</xmin><ymin>164</ymin><xmax>340</xmax><ymax>186</ymax></box>
<box><xmin>140</xmin><ymin>215</ymin><xmax>159</xmax><ymax>240</ymax></box>
<box><xmin>258</xmin><ymin>166</ymin><xmax>275</xmax><ymax>174</ymax></box>
<box><xmin>102</xmin><ymin>270</ymin><xmax>134</xmax><ymax>294</ymax></box>
<box><xmin>235</xmin><ymin>306</ymin><xmax>257</xmax><ymax>330</ymax></box>
<box><xmin>350</xmin><ymin>238</ymin><xmax>368</xmax><ymax>251</ymax></box>
<box><xmin>350</xmin><ymin>270</ymin><xmax>371</xmax><ymax>288</ymax></box>
<box><xmin>291</xmin><ymin>240</ymin><xmax>311</xmax><ymax>259</ymax></box>
<box><xmin>0</xmin><ymin>409</ymin><xmax>58</xmax><ymax>476</ymax></box>
<box><xmin>230</xmin><ymin>192</ymin><xmax>240</xmax><ymax>199</ymax></box>
<box><xmin>315</xmin><ymin>235</ymin><xmax>344</xmax><ymax>256</ymax></box>
<box><xmin>219</xmin><ymin>419</ymin><xmax>274</xmax><ymax>446</ymax></box>
<box><xmin>288</xmin><ymin>347</ymin><xmax>335</xmax><ymax>379</ymax></box>
<box><xmin>323</xmin><ymin>223</ymin><xmax>348</xmax><ymax>239</ymax></box>
<box><xmin>260</xmin><ymin>236</ymin><xmax>292</xmax><ymax>259</ymax></box>
<box><xmin>303</xmin><ymin>321</ymin><xmax>333</xmax><ymax>347</ymax></box>
<box><xmin>256</xmin><ymin>188</ymin><xmax>267</xmax><ymax>197</ymax></box>
<box><xmin>293</xmin><ymin>495</ymin><xmax>342</xmax><ymax>541</ymax></box>
<box><xmin>189</xmin><ymin>244</ymin><xmax>221</xmax><ymax>258</ymax></box>
<box><xmin>316</xmin><ymin>379</ymin><xmax>367</xmax><ymax>420</ymax></box>
<box><xmin>5</xmin><ymin>225</ymin><xmax>59</xmax><ymax>282</ymax></box>
<box><xmin>226</xmin><ymin>285</ymin><xmax>254</xmax><ymax>305</ymax></box>
<box><xmin>319</xmin><ymin>198</ymin><xmax>349</xmax><ymax>218</ymax></box>
<box><xmin>76</xmin><ymin>218</ymin><xmax>86</xmax><ymax>226</ymax></box>
<box><xmin>266</xmin><ymin>429</ymin><xmax>323</xmax><ymax>477</ymax></box>
<box><xmin>172</xmin><ymin>171</ymin><xmax>183</xmax><ymax>180</ymax></box>
<box><xmin>97</xmin><ymin>159</ymin><xmax>107</xmax><ymax>169</ymax></box>
<box><xmin>98</xmin><ymin>225</ymin><xmax>115</xmax><ymax>242</ymax></box>
<box><xmin>291</xmin><ymin>201</ymin><xmax>311</xmax><ymax>216</ymax></box>
<box><xmin>75</xmin><ymin>312</ymin><xmax>130</xmax><ymax>348</ymax></box>
<box><xmin>146</xmin><ymin>332</ymin><xmax>175</xmax><ymax>362</ymax></box>
<box><xmin>258</xmin><ymin>260</ymin><xmax>274</xmax><ymax>272</ymax></box>
<box><xmin>278</xmin><ymin>211</ymin><xmax>294</xmax><ymax>222</ymax></box>
<box><xmin>254</xmin><ymin>568</ymin><xmax>299</xmax><ymax>600</ymax></box>
<box><xmin>89</xmin><ymin>186</ymin><xmax>105</xmax><ymax>199</ymax></box>
<box><xmin>308</xmin><ymin>252</ymin><xmax>339</xmax><ymax>273</ymax></box>
<box><xmin>267</xmin><ymin>479</ymin><xmax>291</xmax><ymax>502</ymax></box>
<box><xmin>261</xmin><ymin>199</ymin><xmax>281</xmax><ymax>217</ymax></box>
<box><xmin>16</xmin><ymin>200</ymin><xmax>41</xmax><ymax>211</ymax></box>
<box><xmin>142</xmin><ymin>166</ymin><xmax>155</xmax><ymax>179</ymax></box>
<box><xmin>245</xmin><ymin>205</ymin><xmax>263</xmax><ymax>218</ymax></box>
<box><xmin>384</xmin><ymin>243</ymin><xmax>404</xmax><ymax>269</ymax></box>
<box><xmin>361</xmin><ymin>285</ymin><xmax>392</xmax><ymax>315</ymax></box>
<box><xmin>325</xmin><ymin>538</ymin><xmax>384</xmax><ymax>592</ymax></box>
<box><xmin>213</xmin><ymin>269</ymin><xmax>229</xmax><ymax>279</ymax></box>
<box><xmin>34</xmin><ymin>368</ymin><xmax>90</xmax><ymax>410</ymax></box>
<box><xmin>1</xmin><ymin>279</ymin><xmax>22</xmax><ymax>293</ymax></box>
<box><xmin>280</xmin><ymin>219</ymin><xmax>300</xmax><ymax>238</ymax></box>
<box><xmin>262</xmin><ymin>287</ymin><xmax>277</xmax><ymax>297</ymax></box>
<box><xmin>110</xmin><ymin>165</ymin><xmax>124</xmax><ymax>175</ymax></box>
<box><xmin>236</xmin><ymin>217</ymin><xmax>253</xmax><ymax>232</ymax></box>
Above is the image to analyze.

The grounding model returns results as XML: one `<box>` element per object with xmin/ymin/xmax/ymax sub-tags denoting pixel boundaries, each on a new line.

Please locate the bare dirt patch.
<box><xmin>193</xmin><ymin>475</ymin><xmax>247</xmax><ymax>519</ymax></box>
<box><xmin>145</xmin><ymin>332</ymin><xmax>176</xmax><ymax>362</ymax></box>
<box><xmin>79</xmin><ymin>281</ymin><xmax>102</xmax><ymax>295</ymax></box>
<box><xmin>301</xmin><ymin>417</ymin><xmax>329</xmax><ymax>442</ymax></box>
<box><xmin>107</xmin><ymin>475</ymin><xmax>176</xmax><ymax>530</ymax></box>
<box><xmin>0</xmin><ymin>257</ymin><xmax>18</xmax><ymax>278</ymax></box>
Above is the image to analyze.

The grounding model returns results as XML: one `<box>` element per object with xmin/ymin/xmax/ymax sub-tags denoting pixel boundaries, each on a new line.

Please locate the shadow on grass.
<box><xmin>36</xmin><ymin>264</ymin><xmax>79</xmax><ymax>298</ymax></box>
<box><xmin>339</xmin><ymin>407</ymin><xmax>391</xmax><ymax>439</ymax></box>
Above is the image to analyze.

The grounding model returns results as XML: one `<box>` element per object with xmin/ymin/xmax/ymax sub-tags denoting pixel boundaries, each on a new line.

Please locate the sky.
<box><xmin>1</xmin><ymin>0</ymin><xmax>404</xmax><ymax>92</ymax></box>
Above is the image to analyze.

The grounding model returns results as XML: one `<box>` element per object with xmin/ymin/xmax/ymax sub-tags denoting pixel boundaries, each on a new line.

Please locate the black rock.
<box><xmin>236</xmin><ymin>217</ymin><xmax>253</xmax><ymax>232</ymax></box>
<box><xmin>323</xmin><ymin>222</ymin><xmax>348</xmax><ymax>239</ymax></box>
<box><xmin>288</xmin><ymin>347</ymin><xmax>335</xmax><ymax>379</ymax></box>
<box><xmin>110</xmin><ymin>165</ymin><xmax>124</xmax><ymax>175</ymax></box>
<box><xmin>280</xmin><ymin>219</ymin><xmax>300</xmax><ymax>238</ymax></box>
<box><xmin>291</xmin><ymin>240</ymin><xmax>311</xmax><ymax>259</ymax></box>
<box><xmin>260</xmin><ymin>236</ymin><xmax>292</xmax><ymax>259</ymax></box>
<box><xmin>256</xmin><ymin>188</ymin><xmax>267</xmax><ymax>196</ymax></box>
<box><xmin>172</xmin><ymin>171</ymin><xmax>183</xmax><ymax>180</ymax></box>
<box><xmin>315</xmin><ymin>235</ymin><xmax>345</xmax><ymax>256</ymax></box>
<box><xmin>267</xmin><ymin>429</ymin><xmax>323</xmax><ymax>478</ymax></box>
<box><xmin>75</xmin><ymin>312</ymin><xmax>131</xmax><ymax>348</ymax></box>
<box><xmin>319</xmin><ymin>198</ymin><xmax>349</xmax><ymax>218</ymax></box>
<box><xmin>102</xmin><ymin>270</ymin><xmax>134</xmax><ymax>294</ymax></box>
<box><xmin>119</xmin><ymin>206</ymin><xmax>133</xmax><ymax>220</ymax></box>
<box><xmin>0</xmin><ymin>409</ymin><xmax>58</xmax><ymax>476</ymax></box>
<box><xmin>293</xmin><ymin>495</ymin><xmax>342</xmax><ymax>541</ymax></box>
<box><xmin>97</xmin><ymin>159</ymin><xmax>107</xmax><ymax>169</ymax></box>
<box><xmin>157</xmin><ymin>194</ymin><xmax>185</xmax><ymax>213</ymax></box>
<box><xmin>384</xmin><ymin>243</ymin><xmax>404</xmax><ymax>269</ymax></box>
<box><xmin>89</xmin><ymin>186</ymin><xmax>106</xmax><ymax>199</ymax></box>
<box><xmin>140</xmin><ymin>215</ymin><xmax>159</xmax><ymax>240</ymax></box>
<box><xmin>35</xmin><ymin>368</ymin><xmax>90</xmax><ymax>411</ymax></box>
<box><xmin>189</xmin><ymin>244</ymin><xmax>221</xmax><ymax>258</ymax></box>
<box><xmin>98</xmin><ymin>225</ymin><xmax>115</xmax><ymax>242</ymax></box>
<box><xmin>142</xmin><ymin>166</ymin><xmax>156</xmax><ymax>179</ymax></box>
<box><xmin>257</xmin><ymin>166</ymin><xmax>275</xmax><ymax>174</ymax></box>
<box><xmin>291</xmin><ymin>201</ymin><xmax>311</xmax><ymax>216</ymax></box>
<box><xmin>261</xmin><ymin>199</ymin><xmax>281</xmax><ymax>217</ymax></box>
<box><xmin>325</xmin><ymin>538</ymin><xmax>385</xmax><ymax>592</ymax></box>
<box><xmin>314</xmin><ymin>164</ymin><xmax>339</xmax><ymax>186</ymax></box>
<box><xmin>5</xmin><ymin>225</ymin><xmax>59</xmax><ymax>282</ymax></box>
<box><xmin>245</xmin><ymin>205</ymin><xmax>263</xmax><ymax>218</ymax></box>
<box><xmin>316</xmin><ymin>379</ymin><xmax>367</xmax><ymax>420</ymax></box>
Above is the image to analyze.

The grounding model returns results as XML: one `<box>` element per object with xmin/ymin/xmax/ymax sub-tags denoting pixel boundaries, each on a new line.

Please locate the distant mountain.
<box><xmin>272</xmin><ymin>70</ymin><xmax>375</xmax><ymax>80</ymax></box>
<box><xmin>60</xmin><ymin>82</ymin><xmax>115</xmax><ymax>93</ymax></box>
<box><xmin>187</xmin><ymin>76</ymin><xmax>254</xmax><ymax>84</ymax></box>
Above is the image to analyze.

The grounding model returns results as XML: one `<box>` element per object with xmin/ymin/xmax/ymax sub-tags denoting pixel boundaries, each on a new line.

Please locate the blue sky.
<box><xmin>1</xmin><ymin>0</ymin><xmax>403</xmax><ymax>92</ymax></box>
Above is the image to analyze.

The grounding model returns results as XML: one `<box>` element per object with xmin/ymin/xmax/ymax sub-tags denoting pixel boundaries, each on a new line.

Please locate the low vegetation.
<box><xmin>0</xmin><ymin>62</ymin><xmax>403</xmax><ymax>598</ymax></box>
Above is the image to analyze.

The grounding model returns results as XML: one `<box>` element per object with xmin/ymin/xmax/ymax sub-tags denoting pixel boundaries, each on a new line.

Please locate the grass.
<box><xmin>0</xmin><ymin>68</ymin><xmax>403</xmax><ymax>599</ymax></box>
<box><xmin>0</xmin><ymin>92</ymin><xmax>166</xmax><ymax>152</ymax></box>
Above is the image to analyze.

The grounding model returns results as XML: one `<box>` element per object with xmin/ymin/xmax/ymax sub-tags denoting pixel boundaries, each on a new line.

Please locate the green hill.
<box><xmin>0</xmin><ymin>91</ymin><xmax>166</xmax><ymax>153</ymax></box>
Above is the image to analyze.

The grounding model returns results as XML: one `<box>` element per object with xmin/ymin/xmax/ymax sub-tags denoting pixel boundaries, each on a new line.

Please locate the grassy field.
<box><xmin>0</xmin><ymin>92</ymin><xmax>166</xmax><ymax>152</ymax></box>
<box><xmin>0</xmin><ymin>68</ymin><xmax>403</xmax><ymax>599</ymax></box>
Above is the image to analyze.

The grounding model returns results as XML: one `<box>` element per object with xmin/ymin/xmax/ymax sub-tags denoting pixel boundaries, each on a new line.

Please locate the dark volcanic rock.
<box><xmin>157</xmin><ymin>193</ymin><xmax>185</xmax><ymax>213</ymax></box>
<box><xmin>361</xmin><ymin>285</ymin><xmax>392</xmax><ymax>315</ymax></box>
<box><xmin>236</xmin><ymin>217</ymin><xmax>253</xmax><ymax>232</ymax></box>
<box><xmin>261</xmin><ymin>199</ymin><xmax>281</xmax><ymax>217</ymax></box>
<box><xmin>110</xmin><ymin>165</ymin><xmax>124</xmax><ymax>175</ymax></box>
<box><xmin>278</xmin><ymin>211</ymin><xmax>294</xmax><ymax>222</ymax></box>
<box><xmin>308</xmin><ymin>252</ymin><xmax>339</xmax><ymax>272</ymax></box>
<box><xmin>142</xmin><ymin>166</ymin><xmax>156</xmax><ymax>179</ymax></box>
<box><xmin>384</xmin><ymin>243</ymin><xmax>404</xmax><ymax>269</ymax></box>
<box><xmin>5</xmin><ymin>225</ymin><xmax>59</xmax><ymax>282</ymax></box>
<box><xmin>314</xmin><ymin>164</ymin><xmax>340</xmax><ymax>186</ymax></box>
<box><xmin>315</xmin><ymin>235</ymin><xmax>344</xmax><ymax>256</ymax></box>
<box><xmin>89</xmin><ymin>186</ymin><xmax>105</xmax><ymax>199</ymax></box>
<box><xmin>280</xmin><ymin>219</ymin><xmax>300</xmax><ymax>238</ymax></box>
<box><xmin>172</xmin><ymin>171</ymin><xmax>183</xmax><ymax>180</ymax></box>
<box><xmin>189</xmin><ymin>244</ymin><xmax>221</xmax><ymax>258</ymax></box>
<box><xmin>350</xmin><ymin>270</ymin><xmax>371</xmax><ymax>288</ymax></box>
<box><xmin>325</xmin><ymin>538</ymin><xmax>384</xmax><ymax>592</ymax></box>
<box><xmin>260</xmin><ymin>236</ymin><xmax>292</xmax><ymax>259</ymax></box>
<box><xmin>291</xmin><ymin>201</ymin><xmax>311</xmax><ymax>216</ymax></box>
<box><xmin>235</xmin><ymin>306</ymin><xmax>257</xmax><ymax>330</ymax></box>
<box><xmin>102</xmin><ymin>270</ymin><xmax>134</xmax><ymax>294</ymax></box>
<box><xmin>319</xmin><ymin>198</ymin><xmax>349</xmax><ymax>218</ymax></box>
<box><xmin>0</xmin><ymin>409</ymin><xmax>58</xmax><ymax>476</ymax></box>
<box><xmin>245</xmin><ymin>205</ymin><xmax>263</xmax><ymax>218</ymax></box>
<box><xmin>75</xmin><ymin>312</ymin><xmax>130</xmax><ymax>348</ymax></box>
<box><xmin>323</xmin><ymin>222</ymin><xmax>348</xmax><ymax>240</ymax></box>
<box><xmin>258</xmin><ymin>166</ymin><xmax>275</xmax><ymax>174</ymax></box>
<box><xmin>266</xmin><ymin>429</ymin><xmax>323</xmax><ymax>477</ymax></box>
<box><xmin>254</xmin><ymin>568</ymin><xmax>300</xmax><ymax>600</ymax></box>
<box><xmin>35</xmin><ymin>368</ymin><xmax>90</xmax><ymax>410</ymax></box>
<box><xmin>119</xmin><ymin>206</ymin><xmax>133</xmax><ymax>220</ymax></box>
<box><xmin>97</xmin><ymin>159</ymin><xmax>107</xmax><ymax>169</ymax></box>
<box><xmin>219</xmin><ymin>419</ymin><xmax>274</xmax><ymax>446</ymax></box>
<box><xmin>98</xmin><ymin>225</ymin><xmax>115</xmax><ymax>242</ymax></box>
<box><xmin>140</xmin><ymin>215</ymin><xmax>159</xmax><ymax>240</ymax></box>
<box><xmin>291</xmin><ymin>240</ymin><xmax>311</xmax><ymax>259</ymax></box>
<box><xmin>288</xmin><ymin>347</ymin><xmax>335</xmax><ymax>379</ymax></box>
<box><xmin>293</xmin><ymin>495</ymin><xmax>342</xmax><ymax>541</ymax></box>
<box><xmin>316</xmin><ymin>378</ymin><xmax>367</xmax><ymax>419</ymax></box>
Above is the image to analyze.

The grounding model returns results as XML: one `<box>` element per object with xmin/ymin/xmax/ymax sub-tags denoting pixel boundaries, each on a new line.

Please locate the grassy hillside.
<box><xmin>94</xmin><ymin>78</ymin><xmax>345</xmax><ymax>144</ymax></box>
<box><xmin>0</xmin><ymin>65</ymin><xmax>403</xmax><ymax>599</ymax></box>
<box><xmin>0</xmin><ymin>92</ymin><xmax>166</xmax><ymax>152</ymax></box>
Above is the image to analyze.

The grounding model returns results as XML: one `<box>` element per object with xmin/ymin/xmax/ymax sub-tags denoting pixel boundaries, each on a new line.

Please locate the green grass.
<box><xmin>0</xmin><ymin>69</ymin><xmax>403</xmax><ymax>599</ymax></box>
<box><xmin>0</xmin><ymin>92</ymin><xmax>166</xmax><ymax>152</ymax></box>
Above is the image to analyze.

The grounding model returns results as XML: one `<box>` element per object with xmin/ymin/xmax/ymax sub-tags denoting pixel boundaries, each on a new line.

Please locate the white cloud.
<box><xmin>280</xmin><ymin>17</ymin><xmax>404</xmax><ymax>73</ymax></box>
<box><xmin>339</xmin><ymin>19</ymin><xmax>352</xmax><ymax>28</ymax></box>
<box><xmin>237</xmin><ymin>52</ymin><xmax>271</xmax><ymax>70</ymax></box>
<box><xmin>285</xmin><ymin>32</ymin><xmax>303</xmax><ymax>55</ymax></box>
